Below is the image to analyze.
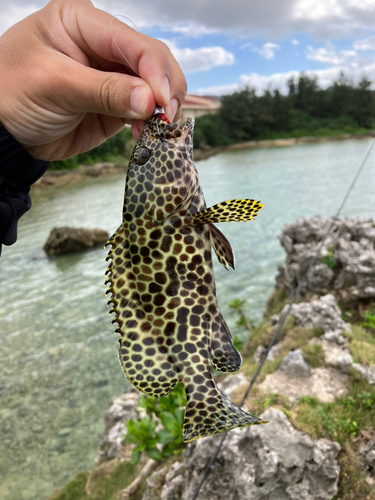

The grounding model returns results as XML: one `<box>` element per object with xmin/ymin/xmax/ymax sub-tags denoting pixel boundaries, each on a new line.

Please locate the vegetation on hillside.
<box><xmin>51</xmin><ymin>72</ymin><xmax>375</xmax><ymax>170</ymax></box>
<box><xmin>194</xmin><ymin>73</ymin><xmax>375</xmax><ymax>147</ymax></box>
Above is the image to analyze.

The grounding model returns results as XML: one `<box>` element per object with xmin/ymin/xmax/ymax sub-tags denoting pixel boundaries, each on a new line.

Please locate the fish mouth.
<box><xmin>178</xmin><ymin>117</ymin><xmax>194</xmax><ymax>146</ymax></box>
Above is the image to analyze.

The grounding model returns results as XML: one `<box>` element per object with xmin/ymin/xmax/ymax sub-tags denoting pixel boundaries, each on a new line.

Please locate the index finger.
<box><xmin>57</xmin><ymin>1</ymin><xmax>187</xmax><ymax>112</ymax></box>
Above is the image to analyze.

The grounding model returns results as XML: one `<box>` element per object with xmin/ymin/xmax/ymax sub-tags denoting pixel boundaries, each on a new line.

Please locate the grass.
<box><xmin>48</xmin><ymin>458</ymin><xmax>140</xmax><ymax>500</ymax></box>
<box><xmin>348</xmin><ymin>325</ymin><xmax>375</xmax><ymax>365</ymax></box>
<box><xmin>302</xmin><ymin>342</ymin><xmax>325</xmax><ymax>367</ymax></box>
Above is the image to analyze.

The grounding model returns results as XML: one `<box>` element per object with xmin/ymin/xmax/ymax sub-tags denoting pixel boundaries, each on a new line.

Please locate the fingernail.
<box><xmin>160</xmin><ymin>76</ymin><xmax>170</xmax><ymax>104</ymax></box>
<box><xmin>165</xmin><ymin>98</ymin><xmax>178</xmax><ymax>122</ymax></box>
<box><xmin>131</xmin><ymin>86</ymin><xmax>148</xmax><ymax>115</ymax></box>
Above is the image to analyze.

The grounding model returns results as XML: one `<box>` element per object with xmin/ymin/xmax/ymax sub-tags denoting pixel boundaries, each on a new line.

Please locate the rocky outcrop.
<box><xmin>259</xmin><ymin>364</ymin><xmax>349</xmax><ymax>403</ymax></box>
<box><xmin>276</xmin><ymin>216</ymin><xmax>375</xmax><ymax>302</ymax></box>
<box><xmin>43</xmin><ymin>226</ymin><xmax>109</xmax><ymax>255</ymax></box>
<box><xmin>143</xmin><ymin>408</ymin><xmax>341</xmax><ymax>500</ymax></box>
<box><xmin>357</xmin><ymin>436</ymin><xmax>375</xmax><ymax>488</ymax></box>
<box><xmin>96</xmin><ymin>390</ymin><xmax>139</xmax><ymax>462</ymax></box>
<box><xmin>272</xmin><ymin>293</ymin><xmax>350</xmax><ymax>335</ymax></box>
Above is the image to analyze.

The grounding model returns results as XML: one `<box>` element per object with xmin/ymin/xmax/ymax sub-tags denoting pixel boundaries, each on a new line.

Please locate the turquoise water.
<box><xmin>0</xmin><ymin>138</ymin><xmax>374</xmax><ymax>500</ymax></box>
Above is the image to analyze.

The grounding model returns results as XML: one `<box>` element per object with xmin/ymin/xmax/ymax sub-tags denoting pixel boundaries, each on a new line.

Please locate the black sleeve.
<box><xmin>0</xmin><ymin>124</ymin><xmax>50</xmax><ymax>253</ymax></box>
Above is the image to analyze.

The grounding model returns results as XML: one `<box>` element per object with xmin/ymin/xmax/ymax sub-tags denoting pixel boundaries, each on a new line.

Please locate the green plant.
<box><xmin>229</xmin><ymin>298</ymin><xmax>255</xmax><ymax>333</ymax></box>
<box><xmin>321</xmin><ymin>244</ymin><xmax>337</xmax><ymax>270</ymax></box>
<box><xmin>360</xmin><ymin>303</ymin><xmax>375</xmax><ymax>331</ymax></box>
<box><xmin>125</xmin><ymin>383</ymin><xmax>186</xmax><ymax>464</ymax></box>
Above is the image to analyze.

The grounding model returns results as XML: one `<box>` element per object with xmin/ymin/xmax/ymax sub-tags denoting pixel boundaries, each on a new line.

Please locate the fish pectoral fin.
<box><xmin>209</xmin><ymin>224</ymin><xmax>235</xmax><ymax>270</ymax></box>
<box><xmin>183</xmin><ymin>386</ymin><xmax>266</xmax><ymax>443</ymax></box>
<box><xmin>211</xmin><ymin>312</ymin><xmax>242</xmax><ymax>373</ymax></box>
<box><xmin>191</xmin><ymin>199</ymin><xmax>263</xmax><ymax>224</ymax></box>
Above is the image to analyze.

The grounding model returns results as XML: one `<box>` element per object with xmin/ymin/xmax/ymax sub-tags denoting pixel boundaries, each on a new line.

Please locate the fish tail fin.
<box><xmin>182</xmin><ymin>382</ymin><xmax>267</xmax><ymax>443</ymax></box>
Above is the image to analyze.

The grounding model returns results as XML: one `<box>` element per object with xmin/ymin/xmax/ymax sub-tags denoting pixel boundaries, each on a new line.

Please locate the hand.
<box><xmin>0</xmin><ymin>0</ymin><xmax>187</xmax><ymax>161</ymax></box>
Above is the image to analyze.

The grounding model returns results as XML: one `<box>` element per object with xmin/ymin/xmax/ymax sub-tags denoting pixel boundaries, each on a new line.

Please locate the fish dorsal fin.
<box><xmin>190</xmin><ymin>199</ymin><xmax>263</xmax><ymax>224</ymax></box>
<box><xmin>209</xmin><ymin>224</ymin><xmax>235</xmax><ymax>270</ymax></box>
<box><xmin>211</xmin><ymin>308</ymin><xmax>242</xmax><ymax>373</ymax></box>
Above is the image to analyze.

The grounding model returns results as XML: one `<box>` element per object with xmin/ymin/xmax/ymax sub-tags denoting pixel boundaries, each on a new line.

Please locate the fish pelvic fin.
<box><xmin>211</xmin><ymin>310</ymin><xmax>242</xmax><ymax>372</ymax></box>
<box><xmin>191</xmin><ymin>199</ymin><xmax>263</xmax><ymax>224</ymax></box>
<box><xmin>183</xmin><ymin>384</ymin><xmax>267</xmax><ymax>443</ymax></box>
<box><xmin>209</xmin><ymin>224</ymin><xmax>235</xmax><ymax>270</ymax></box>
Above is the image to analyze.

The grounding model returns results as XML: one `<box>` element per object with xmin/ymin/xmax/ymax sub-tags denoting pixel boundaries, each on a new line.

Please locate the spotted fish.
<box><xmin>105</xmin><ymin>111</ymin><xmax>266</xmax><ymax>442</ymax></box>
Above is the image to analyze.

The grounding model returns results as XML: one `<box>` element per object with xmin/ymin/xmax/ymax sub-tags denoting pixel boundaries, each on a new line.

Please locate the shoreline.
<box><xmin>32</xmin><ymin>131</ymin><xmax>375</xmax><ymax>191</ymax></box>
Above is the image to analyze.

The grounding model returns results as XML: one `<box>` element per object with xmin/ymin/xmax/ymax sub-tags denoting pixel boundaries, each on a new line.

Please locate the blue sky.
<box><xmin>2</xmin><ymin>0</ymin><xmax>375</xmax><ymax>95</ymax></box>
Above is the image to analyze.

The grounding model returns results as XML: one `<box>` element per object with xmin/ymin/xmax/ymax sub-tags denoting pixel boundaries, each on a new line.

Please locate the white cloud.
<box><xmin>160</xmin><ymin>39</ymin><xmax>235</xmax><ymax>73</ymax></box>
<box><xmin>242</xmin><ymin>42</ymin><xmax>280</xmax><ymax>60</ymax></box>
<box><xmin>354</xmin><ymin>35</ymin><xmax>375</xmax><ymax>50</ymax></box>
<box><xmin>168</xmin><ymin>23</ymin><xmax>220</xmax><ymax>38</ymax></box>
<box><xmin>196</xmin><ymin>60</ymin><xmax>375</xmax><ymax>96</ymax></box>
<box><xmin>292</xmin><ymin>39</ymin><xmax>299</xmax><ymax>45</ymax></box>
<box><xmin>3</xmin><ymin>0</ymin><xmax>375</xmax><ymax>40</ymax></box>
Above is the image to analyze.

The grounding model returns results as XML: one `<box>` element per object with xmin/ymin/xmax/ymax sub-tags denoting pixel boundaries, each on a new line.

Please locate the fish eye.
<box><xmin>137</xmin><ymin>147</ymin><xmax>150</xmax><ymax>165</ymax></box>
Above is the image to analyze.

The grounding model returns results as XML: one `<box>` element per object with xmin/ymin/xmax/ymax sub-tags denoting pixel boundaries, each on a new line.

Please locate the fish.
<box><xmin>105</xmin><ymin>111</ymin><xmax>266</xmax><ymax>442</ymax></box>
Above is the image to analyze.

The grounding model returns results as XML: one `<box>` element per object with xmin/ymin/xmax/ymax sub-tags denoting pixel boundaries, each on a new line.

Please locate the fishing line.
<box><xmin>109</xmin><ymin>15</ymin><xmax>163</xmax><ymax>135</ymax></box>
<box><xmin>191</xmin><ymin>138</ymin><xmax>375</xmax><ymax>500</ymax></box>
<box><xmin>109</xmin><ymin>15</ymin><xmax>141</xmax><ymax>78</ymax></box>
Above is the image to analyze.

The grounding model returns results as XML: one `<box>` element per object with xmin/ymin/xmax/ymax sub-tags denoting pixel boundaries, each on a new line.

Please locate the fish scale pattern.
<box><xmin>105</xmin><ymin>114</ymin><xmax>266</xmax><ymax>442</ymax></box>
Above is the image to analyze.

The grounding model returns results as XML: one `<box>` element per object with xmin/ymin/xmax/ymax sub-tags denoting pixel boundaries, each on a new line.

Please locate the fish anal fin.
<box><xmin>119</xmin><ymin>332</ymin><xmax>178</xmax><ymax>397</ymax></box>
<box><xmin>191</xmin><ymin>199</ymin><xmax>263</xmax><ymax>224</ymax></box>
<box><xmin>210</xmin><ymin>224</ymin><xmax>235</xmax><ymax>270</ymax></box>
<box><xmin>183</xmin><ymin>383</ymin><xmax>266</xmax><ymax>443</ymax></box>
<box><xmin>211</xmin><ymin>311</ymin><xmax>242</xmax><ymax>373</ymax></box>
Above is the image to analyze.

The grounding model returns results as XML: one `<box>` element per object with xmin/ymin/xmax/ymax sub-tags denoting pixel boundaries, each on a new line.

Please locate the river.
<box><xmin>0</xmin><ymin>138</ymin><xmax>374</xmax><ymax>500</ymax></box>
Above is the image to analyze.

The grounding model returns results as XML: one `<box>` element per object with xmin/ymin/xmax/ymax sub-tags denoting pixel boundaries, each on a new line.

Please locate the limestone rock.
<box><xmin>318</xmin><ymin>339</ymin><xmax>353</xmax><ymax>374</ymax></box>
<box><xmin>259</xmin><ymin>367</ymin><xmax>348</xmax><ymax>403</ymax></box>
<box><xmin>352</xmin><ymin>363</ymin><xmax>375</xmax><ymax>385</ymax></box>
<box><xmin>357</xmin><ymin>438</ymin><xmax>375</xmax><ymax>487</ymax></box>
<box><xmin>253</xmin><ymin>344</ymin><xmax>279</xmax><ymax>363</ymax></box>
<box><xmin>43</xmin><ymin>226</ymin><xmax>109</xmax><ymax>255</ymax></box>
<box><xmin>217</xmin><ymin>372</ymin><xmax>248</xmax><ymax>399</ymax></box>
<box><xmin>275</xmin><ymin>294</ymin><xmax>350</xmax><ymax>334</ymax></box>
<box><xmin>279</xmin><ymin>349</ymin><xmax>311</xmax><ymax>378</ymax></box>
<box><xmin>277</xmin><ymin>216</ymin><xmax>375</xmax><ymax>301</ymax></box>
<box><xmin>164</xmin><ymin>408</ymin><xmax>340</xmax><ymax>500</ymax></box>
<box><xmin>96</xmin><ymin>390</ymin><xmax>139</xmax><ymax>462</ymax></box>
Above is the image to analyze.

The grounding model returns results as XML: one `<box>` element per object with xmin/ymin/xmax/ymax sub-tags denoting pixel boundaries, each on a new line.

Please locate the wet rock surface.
<box><xmin>277</xmin><ymin>216</ymin><xmax>375</xmax><ymax>302</ymax></box>
<box><xmin>43</xmin><ymin>226</ymin><xmax>109</xmax><ymax>255</ymax></box>
<box><xmin>156</xmin><ymin>408</ymin><xmax>341</xmax><ymax>500</ymax></box>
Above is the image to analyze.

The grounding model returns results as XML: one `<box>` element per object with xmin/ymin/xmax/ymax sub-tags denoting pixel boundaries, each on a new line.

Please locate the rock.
<box><xmin>163</xmin><ymin>408</ymin><xmax>340</xmax><ymax>500</ymax></box>
<box><xmin>160</xmin><ymin>462</ymin><xmax>185</xmax><ymax>500</ymax></box>
<box><xmin>142</xmin><ymin>465</ymin><xmax>170</xmax><ymax>500</ymax></box>
<box><xmin>253</xmin><ymin>344</ymin><xmax>279</xmax><ymax>363</ymax></box>
<box><xmin>43</xmin><ymin>226</ymin><xmax>109</xmax><ymax>255</ymax></box>
<box><xmin>322</xmin><ymin>330</ymin><xmax>348</xmax><ymax>346</ymax></box>
<box><xmin>357</xmin><ymin>438</ymin><xmax>375</xmax><ymax>487</ymax></box>
<box><xmin>259</xmin><ymin>367</ymin><xmax>349</xmax><ymax>403</ymax></box>
<box><xmin>96</xmin><ymin>391</ymin><xmax>139</xmax><ymax>462</ymax></box>
<box><xmin>277</xmin><ymin>216</ymin><xmax>375</xmax><ymax>302</ymax></box>
<box><xmin>279</xmin><ymin>349</ymin><xmax>311</xmax><ymax>378</ymax></box>
<box><xmin>217</xmin><ymin>372</ymin><xmax>248</xmax><ymax>400</ymax></box>
<box><xmin>352</xmin><ymin>363</ymin><xmax>375</xmax><ymax>385</ymax></box>
<box><xmin>320</xmin><ymin>339</ymin><xmax>353</xmax><ymax>374</ymax></box>
<box><xmin>275</xmin><ymin>294</ymin><xmax>350</xmax><ymax>334</ymax></box>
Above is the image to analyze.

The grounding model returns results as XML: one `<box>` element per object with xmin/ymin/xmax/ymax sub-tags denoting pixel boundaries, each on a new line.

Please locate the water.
<box><xmin>1</xmin><ymin>138</ymin><xmax>374</xmax><ymax>500</ymax></box>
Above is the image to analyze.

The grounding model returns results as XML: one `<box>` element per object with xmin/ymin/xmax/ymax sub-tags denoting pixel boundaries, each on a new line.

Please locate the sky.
<box><xmin>2</xmin><ymin>0</ymin><xmax>375</xmax><ymax>96</ymax></box>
